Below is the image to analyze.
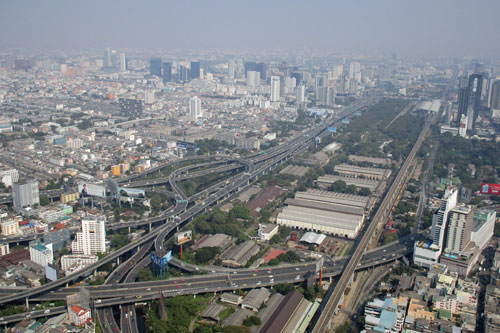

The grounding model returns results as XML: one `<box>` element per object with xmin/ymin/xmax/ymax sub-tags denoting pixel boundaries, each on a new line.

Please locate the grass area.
<box><xmin>219</xmin><ymin>307</ymin><xmax>235</xmax><ymax>321</ymax></box>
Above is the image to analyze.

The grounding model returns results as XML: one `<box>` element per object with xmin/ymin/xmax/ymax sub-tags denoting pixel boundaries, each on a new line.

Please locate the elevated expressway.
<box><xmin>0</xmin><ymin>97</ymin><xmax>379</xmax><ymax>331</ymax></box>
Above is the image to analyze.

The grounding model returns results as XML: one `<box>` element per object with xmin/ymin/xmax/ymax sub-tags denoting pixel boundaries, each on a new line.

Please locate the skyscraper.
<box><xmin>190</xmin><ymin>61</ymin><xmax>200</xmax><ymax>79</ymax></box>
<box><xmin>189</xmin><ymin>96</ymin><xmax>202</xmax><ymax>120</ymax></box>
<box><xmin>467</xmin><ymin>74</ymin><xmax>483</xmax><ymax>134</ymax></box>
<box><xmin>162</xmin><ymin>62</ymin><xmax>172</xmax><ymax>83</ymax></box>
<box><xmin>270</xmin><ymin>76</ymin><xmax>280</xmax><ymax>102</ymax></box>
<box><xmin>149</xmin><ymin>58</ymin><xmax>162</xmax><ymax>77</ymax></box>
<box><xmin>457</xmin><ymin>74</ymin><xmax>483</xmax><ymax>134</ymax></box>
<box><xmin>103</xmin><ymin>48</ymin><xmax>112</xmax><ymax>68</ymax></box>
<box><xmin>457</xmin><ymin>77</ymin><xmax>469</xmax><ymax>126</ymax></box>
<box><xmin>179</xmin><ymin>66</ymin><xmax>191</xmax><ymax>82</ymax></box>
<box><xmin>246</xmin><ymin>71</ymin><xmax>260</xmax><ymax>88</ymax></box>
<box><xmin>444</xmin><ymin>204</ymin><xmax>474</xmax><ymax>254</ymax></box>
<box><xmin>71</xmin><ymin>215</ymin><xmax>106</xmax><ymax>255</ymax></box>
<box><xmin>228</xmin><ymin>60</ymin><xmax>235</xmax><ymax>78</ymax></box>
<box><xmin>490</xmin><ymin>80</ymin><xmax>500</xmax><ymax>111</ymax></box>
<box><xmin>431</xmin><ymin>187</ymin><xmax>458</xmax><ymax>249</ymax></box>
<box><xmin>296</xmin><ymin>85</ymin><xmax>305</xmax><ymax>103</ymax></box>
<box><xmin>12</xmin><ymin>180</ymin><xmax>39</xmax><ymax>208</ymax></box>
<box><xmin>119</xmin><ymin>53</ymin><xmax>127</xmax><ymax>72</ymax></box>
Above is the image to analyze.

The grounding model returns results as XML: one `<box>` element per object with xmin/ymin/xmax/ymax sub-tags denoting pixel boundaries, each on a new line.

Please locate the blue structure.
<box><xmin>151</xmin><ymin>251</ymin><xmax>172</xmax><ymax>278</ymax></box>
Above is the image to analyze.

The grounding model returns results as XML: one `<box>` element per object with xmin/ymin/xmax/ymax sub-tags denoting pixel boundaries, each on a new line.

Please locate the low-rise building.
<box><xmin>68</xmin><ymin>305</ymin><xmax>92</xmax><ymax>326</ymax></box>
<box><xmin>241</xmin><ymin>288</ymin><xmax>271</xmax><ymax>312</ymax></box>
<box><xmin>258</xmin><ymin>224</ymin><xmax>278</xmax><ymax>241</ymax></box>
<box><xmin>221</xmin><ymin>240</ymin><xmax>259</xmax><ymax>267</ymax></box>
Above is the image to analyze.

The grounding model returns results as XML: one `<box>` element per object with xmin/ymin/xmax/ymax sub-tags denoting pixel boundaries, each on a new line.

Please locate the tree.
<box><xmin>270</xmin><ymin>234</ymin><xmax>281</xmax><ymax>244</ymax></box>
<box><xmin>273</xmin><ymin>283</ymin><xmax>295</xmax><ymax>295</ymax></box>
<box><xmin>357</xmin><ymin>188</ymin><xmax>371</xmax><ymax>196</ymax></box>
<box><xmin>279</xmin><ymin>226</ymin><xmax>291</xmax><ymax>239</ymax></box>
<box><xmin>243</xmin><ymin>316</ymin><xmax>261</xmax><ymax>326</ymax></box>
<box><xmin>39</xmin><ymin>195</ymin><xmax>50</xmax><ymax>206</ymax></box>
<box><xmin>111</xmin><ymin>234</ymin><xmax>129</xmax><ymax>249</ymax></box>
<box><xmin>195</xmin><ymin>247</ymin><xmax>220</xmax><ymax>265</ymax></box>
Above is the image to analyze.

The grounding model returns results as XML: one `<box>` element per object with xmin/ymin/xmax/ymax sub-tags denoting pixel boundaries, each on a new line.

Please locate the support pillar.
<box><xmin>149</xmin><ymin>223</ymin><xmax>152</xmax><ymax>232</ymax></box>
<box><xmin>319</xmin><ymin>269</ymin><xmax>323</xmax><ymax>286</ymax></box>
<box><xmin>117</xmin><ymin>257</ymin><xmax>120</xmax><ymax>265</ymax></box>
<box><xmin>180</xmin><ymin>245</ymin><xmax>183</xmax><ymax>259</ymax></box>
<box><xmin>25</xmin><ymin>297</ymin><xmax>29</xmax><ymax>310</ymax></box>
<box><xmin>128</xmin><ymin>227</ymin><xmax>131</xmax><ymax>234</ymax></box>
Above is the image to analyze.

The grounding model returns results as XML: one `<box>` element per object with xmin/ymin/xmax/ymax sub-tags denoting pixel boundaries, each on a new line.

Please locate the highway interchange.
<box><xmin>0</xmin><ymin>96</ymin><xmax>399</xmax><ymax>331</ymax></box>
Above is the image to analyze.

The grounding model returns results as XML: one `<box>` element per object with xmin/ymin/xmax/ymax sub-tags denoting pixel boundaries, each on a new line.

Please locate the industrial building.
<box><xmin>316</xmin><ymin>174</ymin><xmax>383</xmax><ymax>193</ymax></box>
<box><xmin>221</xmin><ymin>240</ymin><xmax>259</xmax><ymax>267</ymax></box>
<box><xmin>276</xmin><ymin>192</ymin><xmax>365</xmax><ymax>239</ymax></box>
<box><xmin>348</xmin><ymin>155</ymin><xmax>391</xmax><ymax>167</ymax></box>
<box><xmin>295</xmin><ymin>189</ymin><xmax>370</xmax><ymax>211</ymax></box>
<box><xmin>334</xmin><ymin>163</ymin><xmax>391</xmax><ymax>180</ymax></box>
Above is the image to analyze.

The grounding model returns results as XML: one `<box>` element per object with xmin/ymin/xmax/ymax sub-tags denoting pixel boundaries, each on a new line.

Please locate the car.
<box><xmin>44</xmin><ymin>309</ymin><xmax>50</xmax><ymax>314</ymax></box>
<box><xmin>180</xmin><ymin>279</ymin><xmax>185</xmax><ymax>282</ymax></box>
<box><xmin>257</xmin><ymin>281</ymin><xmax>261</xmax><ymax>285</ymax></box>
<box><xmin>233</xmin><ymin>271</ymin><xmax>237</xmax><ymax>275</ymax></box>
<box><xmin>242</xmin><ymin>283</ymin><xmax>247</xmax><ymax>287</ymax></box>
<box><xmin>146</xmin><ymin>288</ymin><xmax>151</xmax><ymax>291</ymax></box>
<box><xmin>268</xmin><ymin>275</ymin><xmax>274</xmax><ymax>278</ymax></box>
<box><xmin>177</xmin><ymin>285</ymin><xmax>181</xmax><ymax>289</ymax></box>
<box><xmin>270</xmin><ymin>279</ymin><xmax>274</xmax><ymax>283</ymax></box>
<box><xmin>96</xmin><ymin>299</ymin><xmax>102</xmax><ymax>303</ymax></box>
<box><xmin>253</xmin><ymin>273</ymin><xmax>257</xmax><ymax>276</ymax></box>
<box><xmin>173</xmin><ymin>281</ymin><xmax>178</xmax><ymax>284</ymax></box>
<box><xmin>295</xmin><ymin>275</ymin><xmax>300</xmax><ymax>280</ymax></box>
<box><xmin>295</xmin><ymin>267</ymin><xmax>300</xmax><ymax>271</ymax></box>
<box><xmin>254</xmin><ymin>270</ymin><xmax>259</xmax><ymax>273</ymax></box>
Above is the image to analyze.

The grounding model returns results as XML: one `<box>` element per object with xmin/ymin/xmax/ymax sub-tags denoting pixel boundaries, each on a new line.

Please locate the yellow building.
<box><xmin>111</xmin><ymin>165</ymin><xmax>121</xmax><ymax>176</ymax></box>
<box><xmin>1</xmin><ymin>220</ymin><xmax>19</xmax><ymax>236</ymax></box>
<box><xmin>407</xmin><ymin>298</ymin><xmax>435</xmax><ymax>321</ymax></box>
<box><xmin>61</xmin><ymin>192</ymin><xmax>80</xmax><ymax>204</ymax></box>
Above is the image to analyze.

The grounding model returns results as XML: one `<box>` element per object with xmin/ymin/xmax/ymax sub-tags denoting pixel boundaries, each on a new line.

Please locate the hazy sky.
<box><xmin>1</xmin><ymin>0</ymin><xmax>500</xmax><ymax>57</ymax></box>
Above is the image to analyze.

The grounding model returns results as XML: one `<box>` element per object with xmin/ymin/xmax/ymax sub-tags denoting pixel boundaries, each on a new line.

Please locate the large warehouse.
<box><xmin>276</xmin><ymin>194</ymin><xmax>365</xmax><ymax>239</ymax></box>
<box><xmin>334</xmin><ymin>163</ymin><xmax>391</xmax><ymax>180</ymax></box>
<box><xmin>316</xmin><ymin>174</ymin><xmax>379</xmax><ymax>191</ymax></box>
<box><xmin>295</xmin><ymin>189</ymin><xmax>369</xmax><ymax>210</ymax></box>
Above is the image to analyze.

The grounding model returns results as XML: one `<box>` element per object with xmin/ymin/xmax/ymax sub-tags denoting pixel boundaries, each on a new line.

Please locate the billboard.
<box><xmin>480</xmin><ymin>183</ymin><xmax>500</xmax><ymax>195</ymax></box>
<box><xmin>78</xmin><ymin>182</ymin><xmax>106</xmax><ymax>198</ymax></box>
<box><xmin>119</xmin><ymin>187</ymin><xmax>146</xmax><ymax>198</ymax></box>
<box><xmin>342</xmin><ymin>118</ymin><xmax>350</xmax><ymax>124</ymax></box>
<box><xmin>107</xmin><ymin>178</ymin><xmax>119</xmax><ymax>195</ymax></box>
<box><xmin>328</xmin><ymin>127</ymin><xmax>337</xmax><ymax>133</ymax></box>
<box><xmin>175</xmin><ymin>230</ymin><xmax>192</xmax><ymax>245</ymax></box>
<box><xmin>176</xmin><ymin>141</ymin><xmax>196</xmax><ymax>150</ymax></box>
<box><xmin>163</xmin><ymin>250</ymin><xmax>172</xmax><ymax>263</ymax></box>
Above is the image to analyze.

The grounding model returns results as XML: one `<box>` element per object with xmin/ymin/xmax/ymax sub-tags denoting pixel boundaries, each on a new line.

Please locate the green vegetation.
<box><xmin>328</xmin><ymin>180</ymin><xmax>371</xmax><ymax>196</ymax></box>
<box><xmin>193</xmin><ymin>206</ymin><xmax>252</xmax><ymax>242</ymax></box>
<box><xmin>110</xmin><ymin>234</ymin><xmax>129</xmax><ymax>249</ymax></box>
<box><xmin>270</xmin><ymin>251</ymin><xmax>301</xmax><ymax>266</ymax></box>
<box><xmin>243</xmin><ymin>315</ymin><xmax>261</xmax><ymax>326</ymax></box>
<box><xmin>272</xmin><ymin>283</ymin><xmax>296</xmax><ymax>295</ymax></box>
<box><xmin>432</xmin><ymin>134</ymin><xmax>500</xmax><ymax>190</ymax></box>
<box><xmin>382</xmin><ymin>231</ymin><xmax>399</xmax><ymax>244</ymax></box>
<box><xmin>195</xmin><ymin>138</ymin><xmax>234</xmax><ymax>155</ymax></box>
<box><xmin>0</xmin><ymin>305</ymin><xmax>26</xmax><ymax>317</ymax></box>
<box><xmin>145</xmin><ymin>295</ymin><xmax>211</xmax><ymax>332</ymax></box>
<box><xmin>219</xmin><ymin>307</ymin><xmax>235</xmax><ymax>321</ymax></box>
<box><xmin>39</xmin><ymin>195</ymin><xmax>50</xmax><ymax>206</ymax></box>
<box><xmin>195</xmin><ymin>247</ymin><xmax>220</xmax><ymax>264</ymax></box>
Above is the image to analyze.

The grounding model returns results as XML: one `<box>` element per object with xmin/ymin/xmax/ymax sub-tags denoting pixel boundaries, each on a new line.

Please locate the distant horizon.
<box><xmin>1</xmin><ymin>0</ymin><xmax>500</xmax><ymax>58</ymax></box>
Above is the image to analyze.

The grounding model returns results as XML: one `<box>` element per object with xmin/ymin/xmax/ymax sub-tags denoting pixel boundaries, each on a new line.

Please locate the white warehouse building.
<box><xmin>277</xmin><ymin>197</ymin><xmax>365</xmax><ymax>239</ymax></box>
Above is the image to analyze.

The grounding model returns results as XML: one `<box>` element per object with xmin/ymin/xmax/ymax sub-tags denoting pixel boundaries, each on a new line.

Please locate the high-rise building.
<box><xmin>467</xmin><ymin>74</ymin><xmax>483</xmax><ymax>134</ymax></box>
<box><xmin>244</xmin><ymin>61</ymin><xmax>266</xmax><ymax>80</ymax></box>
<box><xmin>12</xmin><ymin>180</ymin><xmax>39</xmax><ymax>208</ymax></box>
<box><xmin>119</xmin><ymin>98</ymin><xmax>143</xmax><ymax>116</ymax></box>
<box><xmin>349</xmin><ymin>62</ymin><xmax>361</xmax><ymax>79</ymax></box>
<box><xmin>103</xmin><ymin>48</ymin><xmax>112</xmax><ymax>68</ymax></box>
<box><xmin>162</xmin><ymin>62</ymin><xmax>172</xmax><ymax>83</ymax></box>
<box><xmin>71</xmin><ymin>215</ymin><xmax>106</xmax><ymax>255</ymax></box>
<box><xmin>119</xmin><ymin>53</ymin><xmax>127</xmax><ymax>72</ymax></box>
<box><xmin>149</xmin><ymin>58</ymin><xmax>162</xmax><ymax>77</ymax></box>
<box><xmin>457</xmin><ymin>77</ymin><xmax>469</xmax><ymax>126</ymax></box>
<box><xmin>189</xmin><ymin>96</ymin><xmax>202</xmax><ymax>120</ymax></box>
<box><xmin>190</xmin><ymin>61</ymin><xmax>200</xmax><ymax>79</ymax></box>
<box><xmin>0</xmin><ymin>169</ymin><xmax>19</xmax><ymax>187</ymax></box>
<box><xmin>431</xmin><ymin>187</ymin><xmax>458</xmax><ymax>249</ymax></box>
<box><xmin>29</xmin><ymin>242</ymin><xmax>54</xmax><ymax>267</ymax></box>
<box><xmin>179</xmin><ymin>66</ymin><xmax>191</xmax><ymax>82</ymax></box>
<box><xmin>459</xmin><ymin>114</ymin><xmax>468</xmax><ymax>137</ymax></box>
<box><xmin>246</xmin><ymin>71</ymin><xmax>260</xmax><ymax>88</ymax></box>
<box><xmin>490</xmin><ymin>80</ymin><xmax>500</xmax><ymax>111</ymax></box>
<box><xmin>228</xmin><ymin>60</ymin><xmax>235</xmax><ymax>78</ymax></box>
<box><xmin>296</xmin><ymin>85</ymin><xmax>305</xmax><ymax>103</ymax></box>
<box><xmin>270</xmin><ymin>76</ymin><xmax>280</xmax><ymax>102</ymax></box>
<box><xmin>317</xmin><ymin>86</ymin><xmax>336</xmax><ymax>106</ymax></box>
<box><xmin>458</xmin><ymin>74</ymin><xmax>483</xmax><ymax>133</ymax></box>
<box><xmin>444</xmin><ymin>204</ymin><xmax>474</xmax><ymax>254</ymax></box>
